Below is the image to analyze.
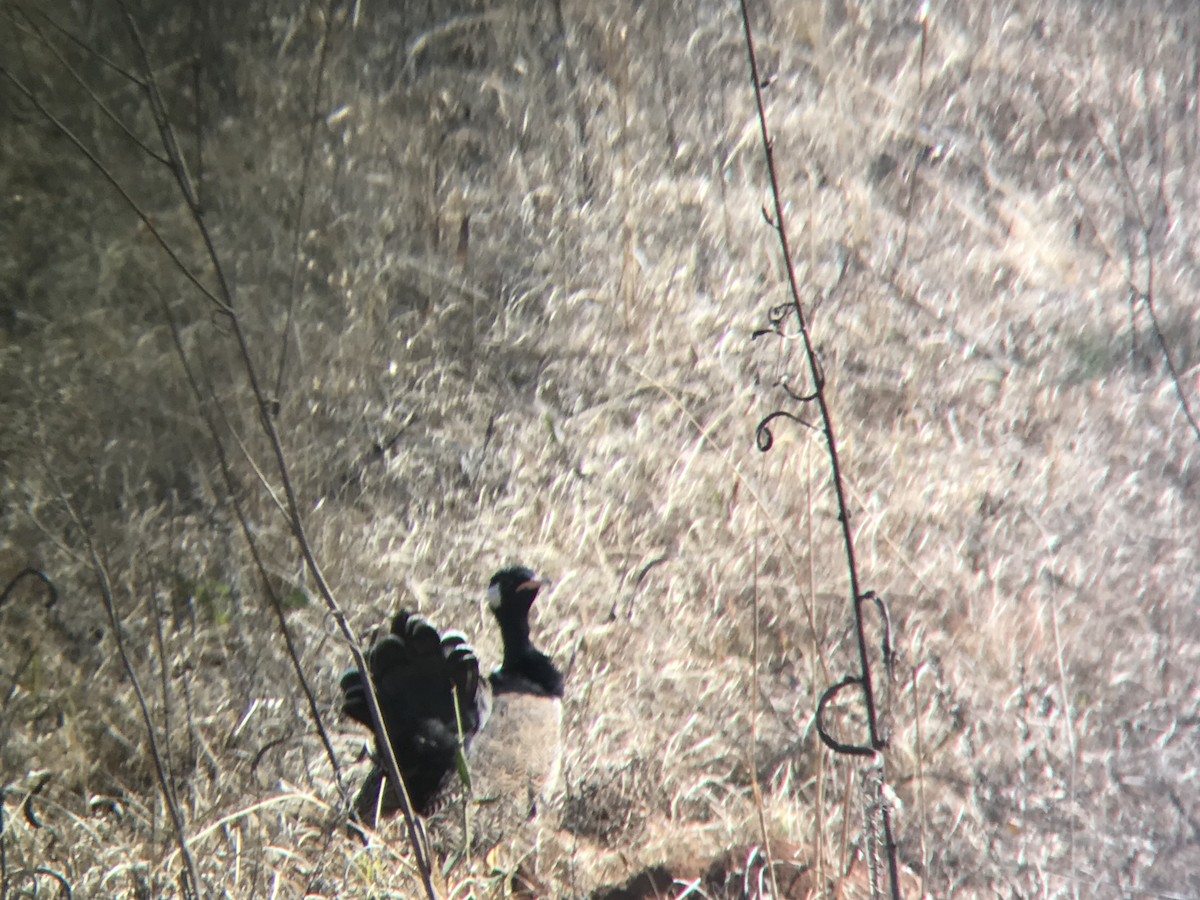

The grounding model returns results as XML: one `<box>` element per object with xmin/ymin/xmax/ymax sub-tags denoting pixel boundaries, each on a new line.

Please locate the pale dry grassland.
<box><xmin>1</xmin><ymin>1</ymin><xmax>1198</xmax><ymax>897</ymax></box>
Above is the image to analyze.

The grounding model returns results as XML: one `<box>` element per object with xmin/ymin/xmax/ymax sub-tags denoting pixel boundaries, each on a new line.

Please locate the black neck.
<box><xmin>491</xmin><ymin>581</ymin><xmax>562</xmax><ymax>697</ymax></box>
<box><xmin>496</xmin><ymin>629</ymin><xmax>563</xmax><ymax>698</ymax></box>
<box><xmin>499</xmin><ymin>615</ymin><xmax>533</xmax><ymax>669</ymax></box>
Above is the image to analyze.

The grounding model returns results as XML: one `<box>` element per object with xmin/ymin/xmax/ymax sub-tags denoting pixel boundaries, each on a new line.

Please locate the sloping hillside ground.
<box><xmin>2</xmin><ymin>1</ymin><xmax>1198</xmax><ymax>896</ymax></box>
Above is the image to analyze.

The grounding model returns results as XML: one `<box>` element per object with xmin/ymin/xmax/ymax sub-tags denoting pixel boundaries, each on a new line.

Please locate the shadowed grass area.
<box><xmin>2</xmin><ymin>1</ymin><xmax>1198</xmax><ymax>896</ymax></box>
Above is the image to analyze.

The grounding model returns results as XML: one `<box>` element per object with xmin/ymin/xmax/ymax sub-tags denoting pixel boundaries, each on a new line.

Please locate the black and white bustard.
<box><xmin>340</xmin><ymin>567</ymin><xmax>564</xmax><ymax>848</ymax></box>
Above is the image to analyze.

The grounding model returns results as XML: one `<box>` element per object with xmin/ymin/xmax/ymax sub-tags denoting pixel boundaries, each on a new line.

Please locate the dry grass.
<box><xmin>2</xmin><ymin>0</ymin><xmax>1198</xmax><ymax>897</ymax></box>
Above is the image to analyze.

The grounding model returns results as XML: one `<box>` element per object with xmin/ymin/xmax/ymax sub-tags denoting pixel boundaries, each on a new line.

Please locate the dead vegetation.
<box><xmin>1</xmin><ymin>0</ymin><xmax>1198</xmax><ymax>897</ymax></box>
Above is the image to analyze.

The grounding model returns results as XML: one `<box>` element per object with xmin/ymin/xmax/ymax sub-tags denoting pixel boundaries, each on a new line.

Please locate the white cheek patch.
<box><xmin>487</xmin><ymin>582</ymin><xmax>502</xmax><ymax>610</ymax></box>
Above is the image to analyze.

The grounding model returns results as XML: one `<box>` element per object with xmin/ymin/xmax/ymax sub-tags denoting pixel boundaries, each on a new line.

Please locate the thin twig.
<box><xmin>147</xmin><ymin>561</ymin><xmax>180</xmax><ymax>815</ymax></box>
<box><xmin>748</xmin><ymin>455</ymin><xmax>782</xmax><ymax>900</ymax></box>
<box><xmin>6</xmin><ymin>7</ymin><xmax>169</xmax><ymax>165</ymax></box>
<box><xmin>739</xmin><ymin>0</ymin><xmax>882</xmax><ymax>746</ymax></box>
<box><xmin>1037</xmin><ymin>63</ymin><xmax>1199</xmax><ymax>442</ymax></box>
<box><xmin>115</xmin><ymin>10</ymin><xmax>438</xmax><ymax>892</ymax></box>
<box><xmin>56</xmin><ymin>491</ymin><xmax>203</xmax><ymax>898</ymax></box>
<box><xmin>0</xmin><ymin>66</ymin><xmax>230</xmax><ymax>316</ymax></box>
<box><xmin>911</xmin><ymin>663</ymin><xmax>930</xmax><ymax>887</ymax></box>
<box><xmin>1</xmin><ymin>784</ymin><xmax>7</xmax><ymax>900</ymax></box>
<box><xmin>738</xmin><ymin>1</ymin><xmax>902</xmax><ymax>895</ymax></box>
<box><xmin>1097</xmin><ymin>114</ymin><xmax>1200</xmax><ymax>442</ymax></box>
<box><xmin>805</xmin><ymin>442</ymin><xmax>828</xmax><ymax>884</ymax></box>
<box><xmin>31</xmin><ymin>5</ymin><xmax>147</xmax><ymax>86</ymax></box>
<box><xmin>10</xmin><ymin>7</ymin><xmax>437</xmax><ymax>891</ymax></box>
<box><xmin>0</xmin><ymin>568</ymin><xmax>59</xmax><ymax>611</ymax></box>
<box><xmin>157</xmin><ymin>288</ymin><xmax>349</xmax><ymax>804</ymax></box>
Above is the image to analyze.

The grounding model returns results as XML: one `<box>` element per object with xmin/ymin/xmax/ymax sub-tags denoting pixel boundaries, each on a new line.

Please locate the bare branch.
<box><xmin>738</xmin><ymin>2</ymin><xmax>903</xmax><ymax>895</ymax></box>
<box><xmin>55</xmin><ymin>489</ymin><xmax>203</xmax><ymax>898</ymax></box>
